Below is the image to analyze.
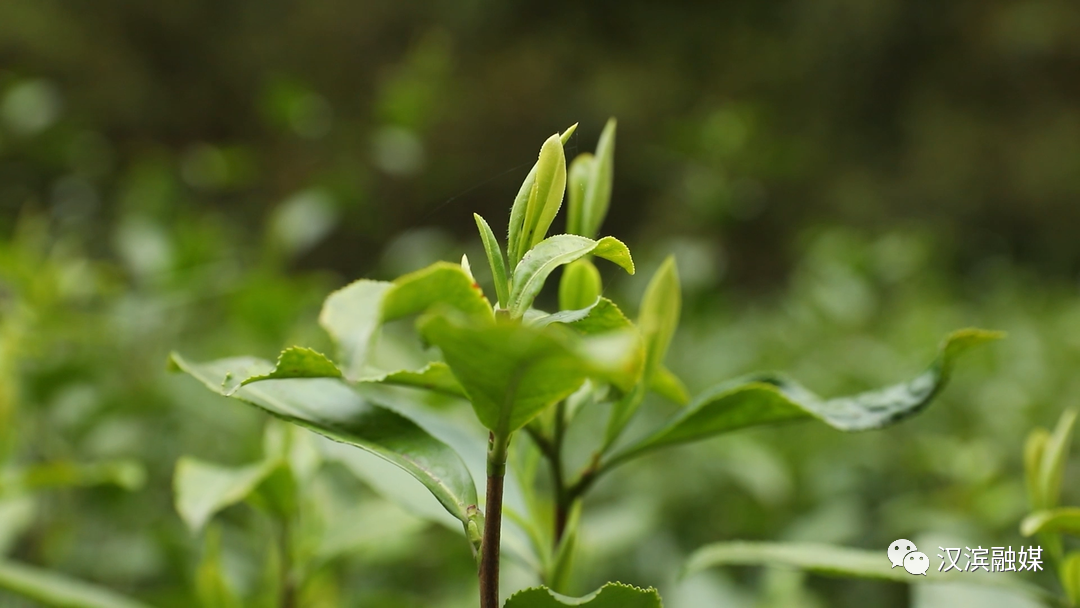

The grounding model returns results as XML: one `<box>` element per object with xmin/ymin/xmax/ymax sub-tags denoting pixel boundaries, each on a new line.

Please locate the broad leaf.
<box><xmin>681</xmin><ymin>541</ymin><xmax>1054</xmax><ymax>601</ymax></box>
<box><xmin>0</xmin><ymin>559</ymin><xmax>153</xmax><ymax>608</ymax></box>
<box><xmin>504</xmin><ymin>582</ymin><xmax>662</xmax><ymax>608</ymax></box>
<box><xmin>509</xmin><ymin>235</ymin><xmax>633</xmax><ymax>318</ymax></box>
<box><xmin>1020</xmin><ymin>507</ymin><xmax>1080</xmax><ymax>537</ymax></box>
<box><xmin>174</xmin><ymin>456</ymin><xmax>282</xmax><ymax>532</ymax></box>
<box><xmin>508</xmin><ymin>125</ymin><xmax>577</xmax><ymax>267</ymax></box>
<box><xmin>418</xmin><ymin>315</ymin><xmax>642</xmax><ymax>435</ymax></box>
<box><xmin>169</xmin><ymin>353</ymin><xmax>478</xmax><ymax>526</ymax></box>
<box><xmin>475</xmin><ymin>213</ymin><xmax>510</xmax><ymax>307</ymax></box>
<box><xmin>319</xmin><ymin>262</ymin><xmax>492</xmax><ymax>379</ymax></box>
<box><xmin>558</xmin><ymin>259</ymin><xmax>601</xmax><ymax>312</ymax></box>
<box><xmin>611</xmin><ymin>329</ymin><xmax>1002</xmax><ymax>463</ymax></box>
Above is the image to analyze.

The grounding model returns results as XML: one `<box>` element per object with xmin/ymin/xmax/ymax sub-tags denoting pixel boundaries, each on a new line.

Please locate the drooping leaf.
<box><xmin>681</xmin><ymin>541</ymin><xmax>1054</xmax><ymax>601</ymax></box>
<box><xmin>580</xmin><ymin>119</ymin><xmax>617</xmax><ymax>240</ymax></box>
<box><xmin>509</xmin><ymin>235</ymin><xmax>633</xmax><ymax>318</ymax></box>
<box><xmin>1038</xmin><ymin>408</ymin><xmax>1076</xmax><ymax>510</ymax></box>
<box><xmin>611</xmin><ymin>329</ymin><xmax>1003</xmax><ymax>463</ymax></box>
<box><xmin>174</xmin><ymin>456</ymin><xmax>281</xmax><ymax>532</ymax></box>
<box><xmin>318</xmin><ymin>262</ymin><xmax>492</xmax><ymax>380</ymax></box>
<box><xmin>0</xmin><ymin>559</ymin><xmax>153</xmax><ymax>608</ymax></box>
<box><xmin>475</xmin><ymin>213</ymin><xmax>510</xmax><ymax>307</ymax></box>
<box><xmin>504</xmin><ymin>582</ymin><xmax>662</xmax><ymax>608</ymax></box>
<box><xmin>418</xmin><ymin>315</ymin><xmax>642</xmax><ymax>435</ymax></box>
<box><xmin>1020</xmin><ymin>507</ymin><xmax>1080</xmax><ymax>537</ymax></box>
<box><xmin>559</xmin><ymin>259</ymin><xmax>602</xmax><ymax>312</ymax></box>
<box><xmin>508</xmin><ymin>125</ymin><xmax>577</xmax><ymax>267</ymax></box>
<box><xmin>169</xmin><ymin>353</ymin><xmax>478</xmax><ymax>526</ymax></box>
<box><xmin>566</xmin><ymin>153</ymin><xmax>595</xmax><ymax>238</ymax></box>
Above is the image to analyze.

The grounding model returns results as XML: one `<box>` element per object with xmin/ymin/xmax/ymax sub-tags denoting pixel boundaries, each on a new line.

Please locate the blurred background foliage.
<box><xmin>0</xmin><ymin>0</ymin><xmax>1079</xmax><ymax>606</ymax></box>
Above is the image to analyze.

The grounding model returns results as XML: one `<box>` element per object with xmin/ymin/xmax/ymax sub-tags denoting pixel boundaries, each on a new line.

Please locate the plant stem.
<box><xmin>279</xmin><ymin>518</ymin><xmax>296</xmax><ymax>608</ymax></box>
<box><xmin>480</xmin><ymin>430</ymin><xmax>510</xmax><ymax>608</ymax></box>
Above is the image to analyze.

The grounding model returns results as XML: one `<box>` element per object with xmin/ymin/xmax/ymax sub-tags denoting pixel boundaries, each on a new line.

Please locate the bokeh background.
<box><xmin>2</xmin><ymin>1</ymin><xmax>1079</xmax><ymax>606</ymax></box>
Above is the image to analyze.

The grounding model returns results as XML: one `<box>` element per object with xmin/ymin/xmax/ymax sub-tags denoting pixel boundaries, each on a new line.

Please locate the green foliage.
<box><xmin>0</xmin><ymin>560</ymin><xmax>153</xmax><ymax>608</ymax></box>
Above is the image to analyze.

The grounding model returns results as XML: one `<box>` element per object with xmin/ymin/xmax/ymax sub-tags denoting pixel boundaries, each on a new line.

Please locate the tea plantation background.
<box><xmin>2</xmin><ymin>1</ymin><xmax>1079</xmax><ymax>606</ymax></box>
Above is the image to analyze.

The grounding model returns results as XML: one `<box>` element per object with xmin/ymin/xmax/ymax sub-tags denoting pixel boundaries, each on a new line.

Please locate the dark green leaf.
<box><xmin>504</xmin><ymin>582</ymin><xmax>662</xmax><ymax>608</ymax></box>
<box><xmin>0</xmin><ymin>559</ymin><xmax>153</xmax><ymax>608</ymax></box>
<box><xmin>169</xmin><ymin>353</ymin><xmax>478</xmax><ymax>526</ymax></box>
<box><xmin>475</xmin><ymin>213</ymin><xmax>510</xmax><ymax>307</ymax></box>
<box><xmin>612</xmin><ymin>329</ymin><xmax>1003</xmax><ymax>463</ymax></box>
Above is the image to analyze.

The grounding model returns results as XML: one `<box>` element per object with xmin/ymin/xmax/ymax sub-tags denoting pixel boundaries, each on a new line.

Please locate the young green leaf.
<box><xmin>475</xmin><ymin>213</ymin><xmax>510</xmax><ymax>307</ymax></box>
<box><xmin>1020</xmin><ymin>507</ymin><xmax>1080</xmax><ymax>537</ymax></box>
<box><xmin>519</xmin><ymin>133</ymin><xmax>568</xmax><ymax>254</ymax></box>
<box><xmin>0</xmin><ymin>559</ymin><xmax>153</xmax><ymax>608</ymax></box>
<box><xmin>509</xmin><ymin>235</ymin><xmax>633</xmax><ymax>318</ymax></box>
<box><xmin>230</xmin><ymin>346</ymin><xmax>342</xmax><ymax>393</ymax></box>
<box><xmin>566</xmin><ymin>154</ymin><xmax>595</xmax><ymax>238</ymax></box>
<box><xmin>418</xmin><ymin>315</ymin><xmax>642</xmax><ymax>435</ymax></box>
<box><xmin>558</xmin><ymin>259</ymin><xmax>602</xmax><ymax>312</ymax></box>
<box><xmin>1024</xmin><ymin>427</ymin><xmax>1051</xmax><ymax>509</ymax></box>
<box><xmin>504</xmin><ymin>582</ymin><xmax>662</xmax><ymax>608</ymax></box>
<box><xmin>610</xmin><ymin>329</ymin><xmax>1003</xmax><ymax>464</ymax></box>
<box><xmin>1038</xmin><ymin>408</ymin><xmax>1077</xmax><ymax>510</ymax></box>
<box><xmin>639</xmin><ymin>256</ymin><xmax>680</xmax><ymax>382</ymax></box>
<box><xmin>169</xmin><ymin>353</ymin><xmax>478</xmax><ymax>527</ymax></box>
<box><xmin>319</xmin><ymin>262</ymin><xmax>492</xmax><ymax>380</ymax></box>
<box><xmin>359</xmin><ymin>362</ymin><xmax>467</xmax><ymax>398</ymax></box>
<box><xmin>174</xmin><ymin>456</ymin><xmax>282</xmax><ymax>532</ymax></box>
<box><xmin>580</xmin><ymin>118</ymin><xmax>616</xmax><ymax>240</ymax></box>
<box><xmin>546</xmin><ymin>501</ymin><xmax>582</xmax><ymax>594</ymax></box>
<box><xmin>508</xmin><ymin>126</ymin><xmax>578</xmax><ymax>267</ymax></box>
<box><xmin>648</xmin><ymin>365</ymin><xmax>690</xmax><ymax>406</ymax></box>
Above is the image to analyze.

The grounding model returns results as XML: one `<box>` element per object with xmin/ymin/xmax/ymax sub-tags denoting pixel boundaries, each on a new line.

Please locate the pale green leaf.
<box><xmin>649</xmin><ymin>365</ymin><xmax>690</xmax><ymax>406</ymax></box>
<box><xmin>639</xmin><ymin>256</ymin><xmax>680</xmax><ymax>381</ymax></box>
<box><xmin>0</xmin><ymin>559</ymin><xmax>153</xmax><ymax>608</ymax></box>
<box><xmin>504</xmin><ymin>582</ymin><xmax>662</xmax><ymax>608</ymax></box>
<box><xmin>509</xmin><ymin>235</ymin><xmax>634</xmax><ymax>318</ymax></box>
<box><xmin>475</xmin><ymin>213</ymin><xmax>510</xmax><ymax>307</ymax></box>
<box><xmin>681</xmin><ymin>541</ymin><xmax>1054</xmax><ymax>602</ymax></box>
<box><xmin>580</xmin><ymin>118</ymin><xmax>616</xmax><ymax>240</ymax></box>
<box><xmin>508</xmin><ymin>125</ymin><xmax>577</xmax><ymax>266</ymax></box>
<box><xmin>612</xmin><ymin>329</ymin><xmax>1003</xmax><ymax>463</ymax></box>
<box><xmin>318</xmin><ymin>279</ymin><xmax>391</xmax><ymax>380</ymax></box>
<box><xmin>1020</xmin><ymin>507</ymin><xmax>1080</xmax><ymax>537</ymax></box>
<box><xmin>1039</xmin><ymin>408</ymin><xmax>1077</xmax><ymax>510</ymax></box>
<box><xmin>318</xmin><ymin>262</ymin><xmax>492</xmax><ymax>380</ymax></box>
<box><xmin>418</xmin><ymin>315</ymin><xmax>642</xmax><ymax>435</ymax></box>
<box><xmin>195</xmin><ymin>526</ymin><xmax>242</xmax><ymax>608</ymax></box>
<box><xmin>169</xmin><ymin>353</ymin><xmax>478</xmax><ymax>526</ymax></box>
<box><xmin>558</xmin><ymin>259</ymin><xmax>601</xmax><ymax>312</ymax></box>
<box><xmin>1024</xmin><ymin>428</ymin><xmax>1051</xmax><ymax>509</ymax></box>
<box><xmin>566</xmin><ymin>153</ymin><xmax>594</xmax><ymax>238</ymax></box>
<box><xmin>520</xmin><ymin>133</ymin><xmax>568</xmax><ymax>253</ymax></box>
<box><xmin>1062</xmin><ymin>552</ymin><xmax>1080</xmax><ymax>607</ymax></box>
<box><xmin>174</xmin><ymin>456</ymin><xmax>280</xmax><ymax>532</ymax></box>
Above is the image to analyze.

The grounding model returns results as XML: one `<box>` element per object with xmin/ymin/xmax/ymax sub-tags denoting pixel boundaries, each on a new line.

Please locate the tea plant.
<box><xmin>170</xmin><ymin>121</ymin><xmax>1000</xmax><ymax>607</ymax></box>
